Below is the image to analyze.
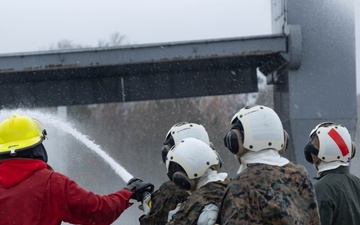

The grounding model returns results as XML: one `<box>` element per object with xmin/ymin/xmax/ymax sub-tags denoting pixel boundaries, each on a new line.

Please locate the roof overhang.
<box><xmin>0</xmin><ymin>34</ymin><xmax>289</xmax><ymax>108</ymax></box>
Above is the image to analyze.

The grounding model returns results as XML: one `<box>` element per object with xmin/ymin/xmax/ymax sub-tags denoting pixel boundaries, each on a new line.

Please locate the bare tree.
<box><xmin>47</xmin><ymin>32</ymin><xmax>127</xmax><ymax>50</ymax></box>
<box><xmin>98</xmin><ymin>32</ymin><xmax>127</xmax><ymax>47</ymax></box>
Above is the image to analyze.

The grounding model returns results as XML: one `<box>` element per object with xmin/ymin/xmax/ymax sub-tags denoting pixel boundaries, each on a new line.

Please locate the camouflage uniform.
<box><xmin>167</xmin><ymin>180</ymin><xmax>229</xmax><ymax>225</ymax></box>
<box><xmin>139</xmin><ymin>180</ymin><xmax>189</xmax><ymax>225</ymax></box>
<box><xmin>220</xmin><ymin>163</ymin><xmax>320</xmax><ymax>225</ymax></box>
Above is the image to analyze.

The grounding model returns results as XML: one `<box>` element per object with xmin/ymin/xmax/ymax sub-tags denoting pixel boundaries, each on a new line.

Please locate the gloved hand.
<box><xmin>141</xmin><ymin>192</ymin><xmax>152</xmax><ymax>215</ymax></box>
<box><xmin>197</xmin><ymin>204</ymin><xmax>219</xmax><ymax>225</ymax></box>
<box><xmin>124</xmin><ymin>177</ymin><xmax>154</xmax><ymax>202</ymax></box>
<box><xmin>167</xmin><ymin>203</ymin><xmax>181</xmax><ymax>222</ymax></box>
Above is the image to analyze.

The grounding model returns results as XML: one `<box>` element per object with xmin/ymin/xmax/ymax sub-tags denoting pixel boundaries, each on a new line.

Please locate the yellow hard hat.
<box><xmin>0</xmin><ymin>114</ymin><xmax>46</xmax><ymax>154</ymax></box>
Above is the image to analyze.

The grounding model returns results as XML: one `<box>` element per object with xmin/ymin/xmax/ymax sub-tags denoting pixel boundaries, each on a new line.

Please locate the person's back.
<box><xmin>140</xmin><ymin>122</ymin><xmax>223</xmax><ymax>225</ymax></box>
<box><xmin>0</xmin><ymin>114</ymin><xmax>154</xmax><ymax>225</ymax></box>
<box><xmin>165</xmin><ymin>137</ymin><xmax>228</xmax><ymax>225</ymax></box>
<box><xmin>315</xmin><ymin>166</ymin><xmax>360</xmax><ymax>225</ymax></box>
<box><xmin>0</xmin><ymin>160</ymin><xmax>133</xmax><ymax>224</ymax></box>
<box><xmin>222</xmin><ymin>162</ymin><xmax>318</xmax><ymax>224</ymax></box>
<box><xmin>1</xmin><ymin>160</ymin><xmax>56</xmax><ymax>224</ymax></box>
<box><xmin>140</xmin><ymin>180</ymin><xmax>189</xmax><ymax>225</ymax></box>
<box><xmin>304</xmin><ymin>122</ymin><xmax>360</xmax><ymax>225</ymax></box>
<box><xmin>221</xmin><ymin>105</ymin><xmax>320</xmax><ymax>224</ymax></box>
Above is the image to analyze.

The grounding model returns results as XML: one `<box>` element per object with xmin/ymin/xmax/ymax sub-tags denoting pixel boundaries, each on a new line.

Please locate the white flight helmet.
<box><xmin>166</xmin><ymin>137</ymin><xmax>219</xmax><ymax>191</ymax></box>
<box><xmin>161</xmin><ymin>122</ymin><xmax>210</xmax><ymax>163</ymax></box>
<box><xmin>224</xmin><ymin>105</ymin><xmax>287</xmax><ymax>159</ymax></box>
<box><xmin>306</xmin><ymin>123</ymin><xmax>355</xmax><ymax>163</ymax></box>
<box><xmin>166</xmin><ymin>122</ymin><xmax>210</xmax><ymax>146</ymax></box>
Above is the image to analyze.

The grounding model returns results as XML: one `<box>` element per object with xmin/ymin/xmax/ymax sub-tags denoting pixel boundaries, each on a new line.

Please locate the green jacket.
<box><xmin>315</xmin><ymin>166</ymin><xmax>360</xmax><ymax>225</ymax></box>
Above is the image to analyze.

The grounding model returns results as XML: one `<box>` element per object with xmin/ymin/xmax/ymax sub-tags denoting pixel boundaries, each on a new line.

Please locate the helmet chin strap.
<box><xmin>235</xmin><ymin>155</ymin><xmax>247</xmax><ymax>174</ymax></box>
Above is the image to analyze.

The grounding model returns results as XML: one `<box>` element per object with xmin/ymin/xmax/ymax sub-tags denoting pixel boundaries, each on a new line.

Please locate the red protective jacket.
<box><xmin>0</xmin><ymin>159</ymin><xmax>133</xmax><ymax>225</ymax></box>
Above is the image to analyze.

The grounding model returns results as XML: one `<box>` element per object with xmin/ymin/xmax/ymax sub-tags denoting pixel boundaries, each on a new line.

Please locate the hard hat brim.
<box><xmin>0</xmin><ymin>136</ymin><xmax>43</xmax><ymax>153</ymax></box>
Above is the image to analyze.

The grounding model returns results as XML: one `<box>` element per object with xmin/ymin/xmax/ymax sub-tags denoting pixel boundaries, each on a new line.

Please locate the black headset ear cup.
<box><xmin>279</xmin><ymin>130</ymin><xmax>289</xmax><ymax>155</ymax></box>
<box><xmin>161</xmin><ymin>145</ymin><xmax>171</xmax><ymax>163</ymax></box>
<box><xmin>304</xmin><ymin>142</ymin><xmax>314</xmax><ymax>163</ymax></box>
<box><xmin>224</xmin><ymin>129</ymin><xmax>243</xmax><ymax>155</ymax></box>
<box><xmin>304</xmin><ymin>142</ymin><xmax>319</xmax><ymax>164</ymax></box>
<box><xmin>172</xmin><ymin>171</ymin><xmax>195</xmax><ymax>191</ymax></box>
<box><xmin>351</xmin><ymin>141</ymin><xmax>356</xmax><ymax>159</ymax></box>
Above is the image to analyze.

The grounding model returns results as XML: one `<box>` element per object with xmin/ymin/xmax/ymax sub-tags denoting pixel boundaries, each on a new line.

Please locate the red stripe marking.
<box><xmin>328</xmin><ymin>128</ymin><xmax>349</xmax><ymax>156</ymax></box>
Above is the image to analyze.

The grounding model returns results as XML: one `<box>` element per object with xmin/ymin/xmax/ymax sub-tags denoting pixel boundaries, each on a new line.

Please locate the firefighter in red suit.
<box><xmin>0</xmin><ymin>114</ymin><xmax>154</xmax><ymax>225</ymax></box>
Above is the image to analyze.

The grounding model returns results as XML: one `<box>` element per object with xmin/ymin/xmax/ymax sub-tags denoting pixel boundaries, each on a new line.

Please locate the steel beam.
<box><xmin>0</xmin><ymin>35</ymin><xmax>288</xmax><ymax>108</ymax></box>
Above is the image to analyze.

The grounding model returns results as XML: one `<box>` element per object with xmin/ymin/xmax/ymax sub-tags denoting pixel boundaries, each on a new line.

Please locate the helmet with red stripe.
<box><xmin>304</xmin><ymin>122</ymin><xmax>356</xmax><ymax>163</ymax></box>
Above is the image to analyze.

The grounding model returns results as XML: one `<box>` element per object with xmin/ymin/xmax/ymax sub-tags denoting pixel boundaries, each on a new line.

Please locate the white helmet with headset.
<box><xmin>161</xmin><ymin>122</ymin><xmax>222</xmax><ymax>170</ymax></box>
<box><xmin>166</xmin><ymin>137</ymin><xmax>220</xmax><ymax>191</ymax></box>
<box><xmin>304</xmin><ymin>122</ymin><xmax>356</xmax><ymax>164</ymax></box>
<box><xmin>223</xmin><ymin>105</ymin><xmax>288</xmax><ymax>160</ymax></box>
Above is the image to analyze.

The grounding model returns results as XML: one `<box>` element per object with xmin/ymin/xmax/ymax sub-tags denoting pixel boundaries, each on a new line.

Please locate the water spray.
<box><xmin>0</xmin><ymin>110</ymin><xmax>134</xmax><ymax>183</ymax></box>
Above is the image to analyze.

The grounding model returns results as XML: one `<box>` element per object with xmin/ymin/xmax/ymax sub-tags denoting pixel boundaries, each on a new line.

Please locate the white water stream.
<box><xmin>0</xmin><ymin>109</ymin><xmax>134</xmax><ymax>183</ymax></box>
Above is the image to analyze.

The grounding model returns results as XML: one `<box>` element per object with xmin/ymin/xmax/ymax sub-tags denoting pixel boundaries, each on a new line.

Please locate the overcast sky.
<box><xmin>0</xmin><ymin>0</ymin><xmax>272</xmax><ymax>54</ymax></box>
<box><xmin>1</xmin><ymin>0</ymin><xmax>359</xmax><ymax>93</ymax></box>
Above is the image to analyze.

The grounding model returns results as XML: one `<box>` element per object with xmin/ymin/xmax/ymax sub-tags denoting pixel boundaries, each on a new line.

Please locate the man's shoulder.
<box><xmin>197</xmin><ymin>180</ymin><xmax>229</xmax><ymax>195</ymax></box>
<box><xmin>158</xmin><ymin>180</ymin><xmax>188</xmax><ymax>192</ymax></box>
<box><xmin>242</xmin><ymin>162</ymin><xmax>306</xmax><ymax>178</ymax></box>
<box><xmin>153</xmin><ymin>180</ymin><xmax>189</xmax><ymax>200</ymax></box>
